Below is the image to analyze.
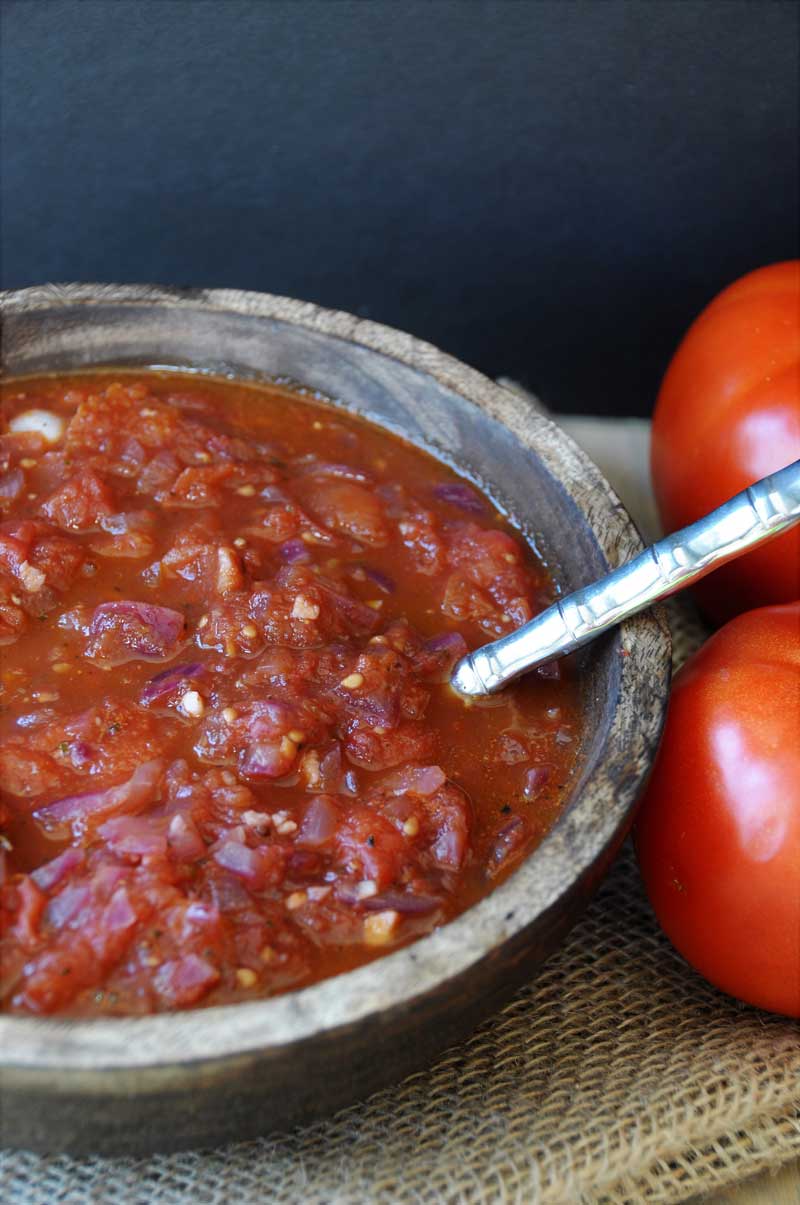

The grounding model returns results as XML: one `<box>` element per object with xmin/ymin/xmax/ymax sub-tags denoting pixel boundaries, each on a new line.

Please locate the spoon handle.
<box><xmin>451</xmin><ymin>458</ymin><xmax>800</xmax><ymax>697</ymax></box>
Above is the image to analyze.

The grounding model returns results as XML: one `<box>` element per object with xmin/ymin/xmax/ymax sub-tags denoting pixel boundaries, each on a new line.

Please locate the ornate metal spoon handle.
<box><xmin>451</xmin><ymin>459</ymin><xmax>800</xmax><ymax>698</ymax></box>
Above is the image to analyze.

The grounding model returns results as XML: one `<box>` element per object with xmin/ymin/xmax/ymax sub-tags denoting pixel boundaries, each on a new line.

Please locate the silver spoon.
<box><xmin>450</xmin><ymin>459</ymin><xmax>800</xmax><ymax>698</ymax></box>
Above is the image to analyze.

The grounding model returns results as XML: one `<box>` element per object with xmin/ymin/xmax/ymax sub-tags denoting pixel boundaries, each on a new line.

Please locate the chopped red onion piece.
<box><xmin>431</xmin><ymin>827</ymin><xmax>467</xmax><ymax>869</ymax></box>
<box><xmin>240</xmin><ymin>739</ymin><xmax>294</xmax><ymax>780</ymax></box>
<box><xmin>36</xmin><ymin>759</ymin><xmax>165</xmax><ymax>830</ymax></box>
<box><xmin>294</xmin><ymin>460</ymin><xmax>371</xmax><ymax>483</ymax></box>
<box><xmin>97</xmin><ymin>815</ymin><xmax>167</xmax><ymax>857</ymax></box>
<box><xmin>286</xmin><ymin>849</ymin><xmax>322</xmax><ymax>876</ymax></box>
<box><xmin>89</xmin><ymin>862</ymin><xmax>128</xmax><ymax>898</ymax></box>
<box><xmin>319</xmin><ymin>582</ymin><xmax>381</xmax><ymax>634</ymax></box>
<box><xmin>0</xmin><ymin>469</ymin><xmax>25</xmax><ymax>503</ymax></box>
<box><xmin>297</xmin><ymin>795</ymin><xmax>339</xmax><ymax>848</ymax></box>
<box><xmin>360</xmin><ymin>566</ymin><xmax>395</xmax><ymax>593</ymax></box>
<box><xmin>45</xmin><ymin>883</ymin><xmax>92</xmax><ymax>930</ymax></box>
<box><xmin>103</xmin><ymin>884</ymin><xmax>139</xmax><ymax>933</ymax></box>
<box><xmin>154</xmin><ymin>954</ymin><xmax>220</xmax><ymax>1006</ymax></box>
<box><xmin>206</xmin><ymin>870</ymin><xmax>251</xmax><ymax>913</ymax></box>
<box><xmin>362</xmin><ymin>890</ymin><xmax>442</xmax><ymax>915</ymax></box>
<box><xmin>380</xmin><ymin>764</ymin><xmax>446</xmax><ymax>797</ymax></box>
<box><xmin>278</xmin><ymin>538</ymin><xmax>311</xmax><ymax>564</ymax></box>
<box><xmin>140</xmin><ymin>662</ymin><xmax>206</xmax><ymax>706</ymax></box>
<box><xmin>433</xmin><ymin>482</ymin><xmax>487</xmax><ymax>515</ymax></box>
<box><xmin>31</xmin><ymin>847</ymin><xmax>84</xmax><ymax>891</ymax></box>
<box><xmin>260</xmin><ymin>484</ymin><xmax>291</xmax><ymax>503</ymax></box>
<box><xmin>68</xmin><ymin>740</ymin><xmax>95</xmax><ymax>770</ymax></box>
<box><xmin>213</xmin><ymin>840</ymin><xmax>270</xmax><ymax>888</ymax></box>
<box><xmin>523</xmin><ymin>766</ymin><xmax>551</xmax><ymax>799</ymax></box>
<box><xmin>167</xmin><ymin>813</ymin><xmax>206</xmax><ymax>863</ymax></box>
<box><xmin>99</xmin><ymin>510</ymin><xmax>155</xmax><ymax>535</ymax></box>
<box><xmin>418</xmin><ymin>631</ymin><xmax>468</xmax><ymax>682</ymax></box>
<box><xmin>318</xmin><ymin>745</ymin><xmax>346</xmax><ymax>793</ymax></box>
<box><xmin>85</xmin><ymin>600</ymin><xmax>186</xmax><ymax>666</ymax></box>
<box><xmin>490</xmin><ymin>815</ymin><xmax>527</xmax><ymax>865</ymax></box>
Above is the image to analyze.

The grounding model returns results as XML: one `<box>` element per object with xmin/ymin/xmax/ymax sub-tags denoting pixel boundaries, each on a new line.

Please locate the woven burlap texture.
<box><xmin>2</xmin><ymin>416</ymin><xmax>798</xmax><ymax>1204</ymax></box>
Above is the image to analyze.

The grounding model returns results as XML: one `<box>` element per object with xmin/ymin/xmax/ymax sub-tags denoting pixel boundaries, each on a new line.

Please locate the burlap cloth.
<box><xmin>2</xmin><ymin>408</ymin><xmax>798</xmax><ymax>1203</ymax></box>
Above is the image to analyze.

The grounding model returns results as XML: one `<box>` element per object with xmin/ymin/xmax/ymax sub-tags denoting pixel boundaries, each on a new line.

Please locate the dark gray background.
<box><xmin>2</xmin><ymin>0</ymin><xmax>798</xmax><ymax>414</ymax></box>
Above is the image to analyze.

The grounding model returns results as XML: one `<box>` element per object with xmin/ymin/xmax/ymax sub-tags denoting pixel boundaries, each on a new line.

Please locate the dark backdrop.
<box><xmin>2</xmin><ymin>0</ymin><xmax>798</xmax><ymax>414</ymax></box>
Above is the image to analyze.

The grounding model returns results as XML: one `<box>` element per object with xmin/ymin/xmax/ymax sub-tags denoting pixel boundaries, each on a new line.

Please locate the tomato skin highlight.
<box><xmin>634</xmin><ymin>603</ymin><xmax>800</xmax><ymax>1017</ymax></box>
<box><xmin>651</xmin><ymin>260</ymin><xmax>800</xmax><ymax>623</ymax></box>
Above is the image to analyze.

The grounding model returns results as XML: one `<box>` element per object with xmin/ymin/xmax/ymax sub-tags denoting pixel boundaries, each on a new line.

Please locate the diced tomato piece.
<box><xmin>334</xmin><ymin>805</ymin><xmax>407</xmax><ymax>888</ymax></box>
<box><xmin>345</xmin><ymin>721</ymin><xmax>437</xmax><ymax>770</ymax></box>
<box><xmin>0</xmin><ymin>519</ymin><xmax>85</xmax><ymax>596</ymax></box>
<box><xmin>301</xmin><ymin>479</ymin><xmax>388</xmax><ymax>545</ymax></box>
<box><xmin>40</xmin><ymin>469</ymin><xmax>116</xmax><ymax>531</ymax></box>
<box><xmin>84</xmin><ymin>601</ymin><xmax>186</xmax><ymax>666</ymax></box>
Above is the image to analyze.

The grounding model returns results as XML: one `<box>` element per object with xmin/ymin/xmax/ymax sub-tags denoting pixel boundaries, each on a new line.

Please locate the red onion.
<box><xmin>297</xmin><ymin>795</ymin><xmax>339</xmax><ymax>848</ymax></box>
<box><xmin>0</xmin><ymin>469</ymin><xmax>24</xmax><ymax>503</ymax></box>
<box><xmin>344</xmin><ymin>692</ymin><xmax>402</xmax><ymax>734</ymax></box>
<box><xmin>360</xmin><ymin>566</ymin><xmax>395</xmax><ymax>593</ymax></box>
<box><xmin>68</xmin><ymin>740</ymin><xmax>95</xmax><ymax>770</ymax></box>
<box><xmin>31</xmin><ymin>847</ymin><xmax>84</xmax><ymax>891</ymax></box>
<box><xmin>294</xmin><ymin>460</ymin><xmax>371</xmax><ymax>483</ymax></box>
<box><xmin>181</xmin><ymin>900</ymin><xmax>220</xmax><ymax>938</ymax></box>
<box><xmin>522</xmin><ymin>766</ymin><xmax>551</xmax><ymax>799</ymax></box>
<box><xmin>362</xmin><ymin>890</ymin><xmax>442</xmax><ymax>915</ymax></box>
<box><xmin>45</xmin><ymin>883</ymin><xmax>92</xmax><ymax>930</ymax></box>
<box><xmin>89</xmin><ymin>862</ymin><xmax>128</xmax><ymax>899</ymax></box>
<box><xmin>380</xmin><ymin>764</ymin><xmax>446</xmax><ymax>797</ymax></box>
<box><xmin>490</xmin><ymin>815</ymin><xmax>527</xmax><ymax>865</ymax></box>
<box><xmin>85</xmin><ymin>601</ymin><xmax>186</xmax><ymax>666</ymax></box>
<box><xmin>286</xmin><ymin>849</ymin><xmax>322</xmax><ymax>876</ymax></box>
<box><xmin>167</xmin><ymin>813</ymin><xmax>206</xmax><ymax>863</ymax></box>
<box><xmin>205</xmin><ymin>870</ymin><xmax>251</xmax><ymax>913</ymax></box>
<box><xmin>247</xmin><ymin>699</ymin><xmax>295</xmax><ymax>736</ymax></box>
<box><xmin>497</xmin><ymin>732</ymin><xmax>529</xmax><ymax>765</ymax></box>
<box><xmin>433</xmin><ymin>482</ymin><xmax>487</xmax><ymax>515</ymax></box>
<box><xmin>536</xmin><ymin>660</ymin><xmax>561</xmax><ymax>680</ymax></box>
<box><xmin>99</xmin><ymin>510</ymin><xmax>155</xmax><ymax>535</ymax></box>
<box><xmin>97</xmin><ymin>815</ymin><xmax>167</xmax><ymax>857</ymax></box>
<box><xmin>278</xmin><ymin>538</ymin><xmax>311</xmax><ymax>564</ymax></box>
<box><xmin>259</xmin><ymin>484</ymin><xmax>291</xmax><ymax>503</ymax></box>
<box><xmin>140</xmin><ymin>662</ymin><xmax>206</xmax><ymax>707</ymax></box>
<box><xmin>239</xmin><ymin>739</ymin><xmax>294</xmax><ymax>780</ymax></box>
<box><xmin>36</xmin><ymin>759</ymin><xmax>165</xmax><ymax>830</ymax></box>
<box><xmin>431</xmin><ymin>828</ymin><xmax>467</xmax><ymax>869</ymax></box>
<box><xmin>319</xmin><ymin>583</ymin><xmax>380</xmax><ymax>635</ymax></box>
<box><xmin>418</xmin><ymin>631</ymin><xmax>468</xmax><ymax>682</ymax></box>
<box><xmin>154</xmin><ymin>954</ymin><xmax>220</xmax><ymax>1006</ymax></box>
<box><xmin>103</xmin><ymin>884</ymin><xmax>138</xmax><ymax>933</ymax></box>
<box><xmin>312</xmin><ymin>744</ymin><xmax>358</xmax><ymax>795</ymax></box>
<box><xmin>213</xmin><ymin>840</ymin><xmax>273</xmax><ymax>888</ymax></box>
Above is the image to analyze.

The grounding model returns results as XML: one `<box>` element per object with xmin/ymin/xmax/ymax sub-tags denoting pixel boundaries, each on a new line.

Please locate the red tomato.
<box><xmin>651</xmin><ymin>261</ymin><xmax>800</xmax><ymax>623</ymax></box>
<box><xmin>635</xmin><ymin>603</ymin><xmax>800</xmax><ymax>1017</ymax></box>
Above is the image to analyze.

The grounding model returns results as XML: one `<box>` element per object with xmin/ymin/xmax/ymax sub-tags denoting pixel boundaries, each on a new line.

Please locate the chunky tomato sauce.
<box><xmin>0</xmin><ymin>372</ymin><xmax>581</xmax><ymax>1015</ymax></box>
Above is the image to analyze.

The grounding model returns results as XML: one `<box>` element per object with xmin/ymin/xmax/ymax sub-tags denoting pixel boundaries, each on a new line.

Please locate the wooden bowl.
<box><xmin>0</xmin><ymin>284</ymin><xmax>671</xmax><ymax>1154</ymax></box>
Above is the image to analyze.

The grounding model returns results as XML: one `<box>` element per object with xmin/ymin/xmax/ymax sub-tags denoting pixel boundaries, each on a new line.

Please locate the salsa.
<box><xmin>0</xmin><ymin>372</ymin><xmax>581</xmax><ymax>1016</ymax></box>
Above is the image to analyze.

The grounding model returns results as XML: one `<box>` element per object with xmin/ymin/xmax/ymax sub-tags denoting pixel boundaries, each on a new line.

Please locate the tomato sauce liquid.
<box><xmin>0</xmin><ymin>372</ymin><xmax>582</xmax><ymax>1015</ymax></box>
